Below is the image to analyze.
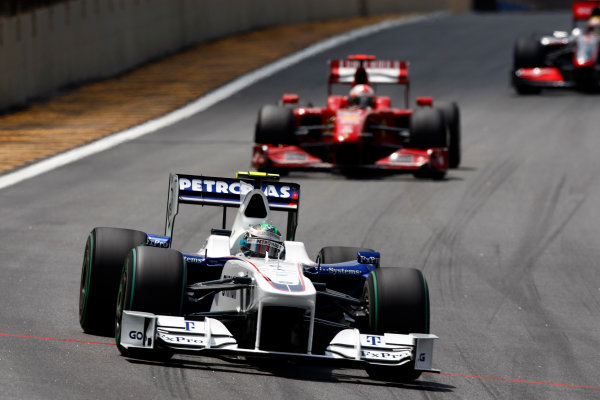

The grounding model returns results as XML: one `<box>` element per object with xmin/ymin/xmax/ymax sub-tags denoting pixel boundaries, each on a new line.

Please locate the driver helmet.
<box><xmin>349</xmin><ymin>84</ymin><xmax>375</xmax><ymax>108</ymax></box>
<box><xmin>239</xmin><ymin>223</ymin><xmax>285</xmax><ymax>259</ymax></box>
<box><xmin>588</xmin><ymin>16</ymin><xmax>600</xmax><ymax>34</ymax></box>
<box><xmin>588</xmin><ymin>7</ymin><xmax>600</xmax><ymax>33</ymax></box>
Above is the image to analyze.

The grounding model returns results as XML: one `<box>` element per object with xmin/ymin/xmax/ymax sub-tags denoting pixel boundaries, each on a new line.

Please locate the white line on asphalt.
<box><xmin>0</xmin><ymin>12</ymin><xmax>444</xmax><ymax>190</ymax></box>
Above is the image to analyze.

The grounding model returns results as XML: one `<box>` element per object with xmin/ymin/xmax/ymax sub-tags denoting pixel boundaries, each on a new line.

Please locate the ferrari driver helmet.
<box><xmin>239</xmin><ymin>223</ymin><xmax>285</xmax><ymax>259</ymax></box>
<box><xmin>349</xmin><ymin>84</ymin><xmax>375</xmax><ymax>108</ymax></box>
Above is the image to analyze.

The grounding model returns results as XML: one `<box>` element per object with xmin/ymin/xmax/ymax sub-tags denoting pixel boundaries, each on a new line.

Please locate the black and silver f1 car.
<box><xmin>512</xmin><ymin>1</ymin><xmax>600</xmax><ymax>93</ymax></box>
<box><xmin>78</xmin><ymin>172</ymin><xmax>438</xmax><ymax>382</ymax></box>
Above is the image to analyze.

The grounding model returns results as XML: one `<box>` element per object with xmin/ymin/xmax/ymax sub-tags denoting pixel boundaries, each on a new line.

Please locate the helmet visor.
<box><xmin>245</xmin><ymin>237</ymin><xmax>284</xmax><ymax>259</ymax></box>
<box><xmin>350</xmin><ymin>95</ymin><xmax>374</xmax><ymax>108</ymax></box>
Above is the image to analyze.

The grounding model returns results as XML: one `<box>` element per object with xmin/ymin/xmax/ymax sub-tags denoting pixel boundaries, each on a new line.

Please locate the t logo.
<box><xmin>366</xmin><ymin>335</ymin><xmax>382</xmax><ymax>346</ymax></box>
<box><xmin>185</xmin><ymin>321</ymin><xmax>195</xmax><ymax>331</ymax></box>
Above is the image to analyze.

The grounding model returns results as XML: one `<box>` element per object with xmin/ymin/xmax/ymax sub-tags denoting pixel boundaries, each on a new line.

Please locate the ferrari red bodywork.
<box><xmin>252</xmin><ymin>55</ymin><xmax>457</xmax><ymax>177</ymax></box>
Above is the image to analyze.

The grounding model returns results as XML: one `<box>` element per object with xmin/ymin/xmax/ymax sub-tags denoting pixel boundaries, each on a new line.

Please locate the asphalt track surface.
<box><xmin>2</xmin><ymin>11</ymin><xmax>600</xmax><ymax>400</ymax></box>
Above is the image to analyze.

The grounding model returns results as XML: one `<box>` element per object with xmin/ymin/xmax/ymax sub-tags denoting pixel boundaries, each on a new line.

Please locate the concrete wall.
<box><xmin>0</xmin><ymin>0</ymin><xmax>466</xmax><ymax>111</ymax></box>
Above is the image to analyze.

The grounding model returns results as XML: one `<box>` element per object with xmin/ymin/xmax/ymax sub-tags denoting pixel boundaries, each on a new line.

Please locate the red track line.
<box><xmin>0</xmin><ymin>332</ymin><xmax>115</xmax><ymax>346</ymax></box>
<box><xmin>432</xmin><ymin>372</ymin><xmax>600</xmax><ymax>390</ymax></box>
<box><xmin>1</xmin><ymin>332</ymin><xmax>598</xmax><ymax>390</ymax></box>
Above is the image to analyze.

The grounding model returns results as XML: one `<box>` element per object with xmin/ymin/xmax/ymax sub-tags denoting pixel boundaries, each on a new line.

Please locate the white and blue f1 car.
<box><xmin>78</xmin><ymin>172</ymin><xmax>438</xmax><ymax>381</ymax></box>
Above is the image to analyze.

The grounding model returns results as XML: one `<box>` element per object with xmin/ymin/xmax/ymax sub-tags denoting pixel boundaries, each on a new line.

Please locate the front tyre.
<box><xmin>409</xmin><ymin>108</ymin><xmax>447</xmax><ymax>149</ymax></box>
<box><xmin>438</xmin><ymin>102</ymin><xmax>461</xmax><ymax>168</ymax></box>
<box><xmin>363</xmin><ymin>267</ymin><xmax>430</xmax><ymax>382</ymax></box>
<box><xmin>513</xmin><ymin>36</ymin><xmax>543</xmax><ymax>69</ymax></box>
<box><xmin>513</xmin><ymin>37</ymin><xmax>543</xmax><ymax>95</ymax></box>
<box><xmin>115</xmin><ymin>246</ymin><xmax>186</xmax><ymax>359</ymax></box>
<box><xmin>79</xmin><ymin>227</ymin><xmax>147</xmax><ymax>335</ymax></box>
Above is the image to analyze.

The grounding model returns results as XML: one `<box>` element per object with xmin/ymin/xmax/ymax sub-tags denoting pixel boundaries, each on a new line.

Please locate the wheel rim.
<box><xmin>362</xmin><ymin>271</ymin><xmax>379</xmax><ymax>333</ymax></box>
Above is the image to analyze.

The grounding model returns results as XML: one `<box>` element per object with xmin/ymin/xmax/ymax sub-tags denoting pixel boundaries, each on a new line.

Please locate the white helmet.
<box><xmin>239</xmin><ymin>223</ymin><xmax>284</xmax><ymax>259</ymax></box>
<box><xmin>349</xmin><ymin>84</ymin><xmax>375</xmax><ymax>108</ymax></box>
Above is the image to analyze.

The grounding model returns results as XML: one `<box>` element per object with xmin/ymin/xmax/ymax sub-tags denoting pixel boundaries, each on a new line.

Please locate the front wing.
<box><xmin>252</xmin><ymin>144</ymin><xmax>448</xmax><ymax>173</ymax></box>
<box><xmin>511</xmin><ymin>65</ymin><xmax>600</xmax><ymax>89</ymax></box>
<box><xmin>512</xmin><ymin>67</ymin><xmax>573</xmax><ymax>89</ymax></box>
<box><xmin>120</xmin><ymin>311</ymin><xmax>439</xmax><ymax>373</ymax></box>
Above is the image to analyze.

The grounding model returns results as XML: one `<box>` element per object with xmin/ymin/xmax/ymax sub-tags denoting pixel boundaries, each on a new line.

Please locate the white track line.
<box><xmin>0</xmin><ymin>12</ymin><xmax>444</xmax><ymax>191</ymax></box>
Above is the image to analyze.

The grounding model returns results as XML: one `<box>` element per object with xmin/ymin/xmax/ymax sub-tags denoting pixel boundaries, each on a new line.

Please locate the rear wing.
<box><xmin>572</xmin><ymin>1</ymin><xmax>600</xmax><ymax>23</ymax></box>
<box><xmin>166</xmin><ymin>172</ymin><xmax>300</xmax><ymax>241</ymax></box>
<box><xmin>328</xmin><ymin>54</ymin><xmax>409</xmax><ymax>107</ymax></box>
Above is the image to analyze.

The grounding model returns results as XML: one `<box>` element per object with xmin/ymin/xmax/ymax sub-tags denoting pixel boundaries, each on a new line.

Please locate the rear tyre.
<box><xmin>513</xmin><ymin>37</ymin><xmax>543</xmax><ymax>95</ymax></box>
<box><xmin>316</xmin><ymin>246</ymin><xmax>375</xmax><ymax>264</ymax></box>
<box><xmin>363</xmin><ymin>267</ymin><xmax>430</xmax><ymax>382</ymax></box>
<box><xmin>409</xmin><ymin>108</ymin><xmax>447</xmax><ymax>149</ymax></box>
<box><xmin>115</xmin><ymin>246</ymin><xmax>186</xmax><ymax>359</ymax></box>
<box><xmin>438</xmin><ymin>102</ymin><xmax>461</xmax><ymax>168</ymax></box>
<box><xmin>79</xmin><ymin>227</ymin><xmax>147</xmax><ymax>336</ymax></box>
<box><xmin>255</xmin><ymin>105</ymin><xmax>295</xmax><ymax>145</ymax></box>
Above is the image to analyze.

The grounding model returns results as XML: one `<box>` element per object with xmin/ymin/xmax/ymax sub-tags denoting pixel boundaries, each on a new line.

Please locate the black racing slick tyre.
<box><xmin>79</xmin><ymin>227</ymin><xmax>147</xmax><ymax>336</ymax></box>
<box><xmin>363</xmin><ymin>267</ymin><xmax>430</xmax><ymax>382</ymax></box>
<box><xmin>513</xmin><ymin>36</ymin><xmax>543</xmax><ymax>69</ymax></box>
<box><xmin>409</xmin><ymin>108</ymin><xmax>447</xmax><ymax>149</ymax></box>
<box><xmin>513</xmin><ymin>37</ymin><xmax>543</xmax><ymax>95</ymax></box>
<box><xmin>438</xmin><ymin>102</ymin><xmax>461</xmax><ymax>168</ymax></box>
<box><xmin>115</xmin><ymin>246</ymin><xmax>186</xmax><ymax>359</ymax></box>
<box><xmin>514</xmin><ymin>83</ymin><xmax>542</xmax><ymax>95</ymax></box>
<box><xmin>254</xmin><ymin>104</ymin><xmax>296</xmax><ymax>145</ymax></box>
<box><xmin>315</xmin><ymin>246</ymin><xmax>375</xmax><ymax>264</ymax></box>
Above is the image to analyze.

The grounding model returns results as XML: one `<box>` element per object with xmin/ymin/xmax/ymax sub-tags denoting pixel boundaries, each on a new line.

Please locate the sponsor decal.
<box><xmin>358</xmin><ymin>256</ymin><xmax>379</xmax><ymax>265</ymax></box>
<box><xmin>419</xmin><ymin>353</ymin><xmax>427</xmax><ymax>362</ymax></box>
<box><xmin>339</xmin><ymin>113</ymin><xmax>361</xmax><ymax>123</ymax></box>
<box><xmin>146</xmin><ymin>235</ymin><xmax>170</xmax><ymax>248</ymax></box>
<box><xmin>184</xmin><ymin>255</ymin><xmax>204</xmax><ymax>264</ymax></box>
<box><xmin>159</xmin><ymin>332</ymin><xmax>205</xmax><ymax>345</ymax></box>
<box><xmin>361</xmin><ymin>350</ymin><xmax>411</xmax><ymax>360</ymax></box>
<box><xmin>178</xmin><ymin>178</ymin><xmax>293</xmax><ymax>199</ymax></box>
<box><xmin>365</xmin><ymin>335</ymin><xmax>383</xmax><ymax>346</ymax></box>
<box><xmin>284</xmin><ymin>153</ymin><xmax>308</xmax><ymax>161</ymax></box>
<box><xmin>357</xmin><ymin>251</ymin><xmax>380</xmax><ymax>267</ymax></box>
<box><xmin>390</xmin><ymin>154</ymin><xmax>414</xmax><ymax>163</ymax></box>
<box><xmin>129</xmin><ymin>331</ymin><xmax>144</xmax><ymax>341</ymax></box>
<box><xmin>321</xmin><ymin>267</ymin><xmax>362</xmax><ymax>275</ymax></box>
<box><xmin>341</xmin><ymin>125</ymin><xmax>354</xmax><ymax>134</ymax></box>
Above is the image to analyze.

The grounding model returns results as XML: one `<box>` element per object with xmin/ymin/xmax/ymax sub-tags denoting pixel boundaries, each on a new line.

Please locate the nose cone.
<box><xmin>335</xmin><ymin>109</ymin><xmax>366</xmax><ymax>143</ymax></box>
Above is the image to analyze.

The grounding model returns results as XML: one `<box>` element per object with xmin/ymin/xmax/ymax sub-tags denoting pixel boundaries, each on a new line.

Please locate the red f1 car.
<box><xmin>512</xmin><ymin>1</ymin><xmax>600</xmax><ymax>94</ymax></box>
<box><xmin>252</xmin><ymin>55</ymin><xmax>461</xmax><ymax>178</ymax></box>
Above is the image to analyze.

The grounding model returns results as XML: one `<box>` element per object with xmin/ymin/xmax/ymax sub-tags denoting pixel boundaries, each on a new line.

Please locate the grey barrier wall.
<box><xmin>0</xmin><ymin>0</ymin><xmax>467</xmax><ymax>111</ymax></box>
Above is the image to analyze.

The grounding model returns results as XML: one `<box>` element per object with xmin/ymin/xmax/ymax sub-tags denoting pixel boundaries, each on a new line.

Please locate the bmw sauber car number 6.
<box><xmin>79</xmin><ymin>172</ymin><xmax>438</xmax><ymax>382</ymax></box>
